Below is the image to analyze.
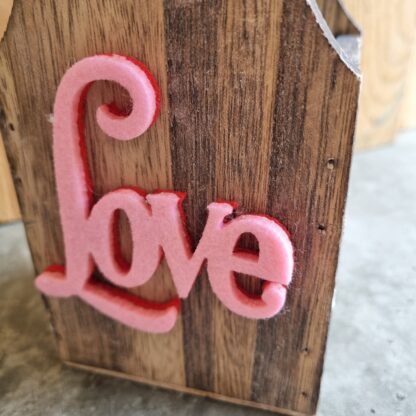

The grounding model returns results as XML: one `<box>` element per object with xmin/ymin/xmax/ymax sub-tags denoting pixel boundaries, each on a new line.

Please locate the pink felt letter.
<box><xmin>35</xmin><ymin>54</ymin><xmax>295</xmax><ymax>333</ymax></box>
<box><xmin>35</xmin><ymin>55</ymin><xmax>179</xmax><ymax>333</ymax></box>
<box><xmin>205</xmin><ymin>203</ymin><xmax>293</xmax><ymax>318</ymax></box>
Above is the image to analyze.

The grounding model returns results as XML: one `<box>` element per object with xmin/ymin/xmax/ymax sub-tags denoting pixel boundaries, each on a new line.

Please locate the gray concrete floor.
<box><xmin>1</xmin><ymin>132</ymin><xmax>415</xmax><ymax>416</ymax></box>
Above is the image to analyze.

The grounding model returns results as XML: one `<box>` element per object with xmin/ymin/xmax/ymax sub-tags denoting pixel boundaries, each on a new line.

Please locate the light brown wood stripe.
<box><xmin>212</xmin><ymin>0</ymin><xmax>283</xmax><ymax>400</ymax></box>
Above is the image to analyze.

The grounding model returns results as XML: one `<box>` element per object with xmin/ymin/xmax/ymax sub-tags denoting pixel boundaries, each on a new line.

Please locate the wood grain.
<box><xmin>164</xmin><ymin>0</ymin><xmax>219</xmax><ymax>391</ymax></box>
<box><xmin>0</xmin><ymin>0</ymin><xmax>20</xmax><ymax>223</ymax></box>
<box><xmin>0</xmin><ymin>1</ymin><xmax>360</xmax><ymax>415</ymax></box>
<box><xmin>342</xmin><ymin>0</ymin><xmax>416</xmax><ymax>148</ymax></box>
<box><xmin>0</xmin><ymin>132</ymin><xmax>20</xmax><ymax>222</ymax></box>
<box><xmin>212</xmin><ymin>0</ymin><xmax>283</xmax><ymax>400</ymax></box>
<box><xmin>251</xmin><ymin>2</ymin><xmax>359</xmax><ymax>411</ymax></box>
<box><xmin>0</xmin><ymin>0</ymin><xmax>185</xmax><ymax>387</ymax></box>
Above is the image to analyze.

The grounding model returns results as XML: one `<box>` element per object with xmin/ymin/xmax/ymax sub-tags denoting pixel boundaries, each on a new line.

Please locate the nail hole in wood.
<box><xmin>8</xmin><ymin>123</ymin><xmax>15</xmax><ymax>131</ymax></box>
<box><xmin>317</xmin><ymin>224</ymin><xmax>326</xmax><ymax>234</ymax></box>
<box><xmin>326</xmin><ymin>158</ymin><xmax>336</xmax><ymax>170</ymax></box>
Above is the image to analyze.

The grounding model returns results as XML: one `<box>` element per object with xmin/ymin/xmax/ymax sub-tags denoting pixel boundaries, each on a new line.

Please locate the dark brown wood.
<box><xmin>0</xmin><ymin>1</ymin><xmax>360</xmax><ymax>415</ymax></box>
<box><xmin>317</xmin><ymin>0</ymin><xmax>360</xmax><ymax>36</ymax></box>
<box><xmin>164</xmin><ymin>0</ymin><xmax>219</xmax><ymax>391</ymax></box>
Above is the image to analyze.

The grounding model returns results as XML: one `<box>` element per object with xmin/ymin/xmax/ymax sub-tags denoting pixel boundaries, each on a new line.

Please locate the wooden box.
<box><xmin>0</xmin><ymin>1</ymin><xmax>360</xmax><ymax>415</ymax></box>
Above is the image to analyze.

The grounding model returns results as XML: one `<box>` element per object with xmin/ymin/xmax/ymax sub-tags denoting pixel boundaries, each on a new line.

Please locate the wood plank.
<box><xmin>212</xmin><ymin>0</ymin><xmax>283</xmax><ymax>400</ymax></box>
<box><xmin>0</xmin><ymin>0</ymin><xmax>184</xmax><ymax>386</ymax></box>
<box><xmin>164</xmin><ymin>1</ymin><xmax>359</xmax><ymax>414</ymax></box>
<box><xmin>164</xmin><ymin>0</ymin><xmax>221</xmax><ymax>391</ymax></box>
<box><xmin>251</xmin><ymin>2</ymin><xmax>359</xmax><ymax>413</ymax></box>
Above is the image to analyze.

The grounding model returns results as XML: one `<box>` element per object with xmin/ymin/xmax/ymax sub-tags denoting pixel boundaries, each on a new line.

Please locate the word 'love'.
<box><xmin>35</xmin><ymin>55</ymin><xmax>294</xmax><ymax>333</ymax></box>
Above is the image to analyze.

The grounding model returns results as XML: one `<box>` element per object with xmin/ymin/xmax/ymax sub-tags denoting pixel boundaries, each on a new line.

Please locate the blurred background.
<box><xmin>0</xmin><ymin>1</ymin><xmax>415</xmax><ymax>416</ymax></box>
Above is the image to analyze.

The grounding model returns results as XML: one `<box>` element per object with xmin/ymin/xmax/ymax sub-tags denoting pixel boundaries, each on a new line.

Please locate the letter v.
<box><xmin>147</xmin><ymin>192</ymin><xmax>234</xmax><ymax>298</ymax></box>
